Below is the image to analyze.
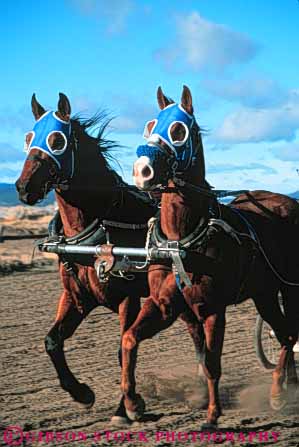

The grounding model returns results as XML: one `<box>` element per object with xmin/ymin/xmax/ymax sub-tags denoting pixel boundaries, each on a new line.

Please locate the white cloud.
<box><xmin>271</xmin><ymin>142</ymin><xmax>299</xmax><ymax>161</ymax></box>
<box><xmin>72</xmin><ymin>94</ymin><xmax>156</xmax><ymax>134</ymax></box>
<box><xmin>0</xmin><ymin>162</ymin><xmax>24</xmax><ymax>183</ymax></box>
<box><xmin>203</xmin><ymin>77</ymin><xmax>288</xmax><ymax>109</ymax></box>
<box><xmin>108</xmin><ymin>97</ymin><xmax>157</xmax><ymax>134</ymax></box>
<box><xmin>214</xmin><ymin>91</ymin><xmax>299</xmax><ymax>143</ymax></box>
<box><xmin>206</xmin><ymin>157</ymin><xmax>298</xmax><ymax>194</ymax></box>
<box><xmin>0</xmin><ymin>105</ymin><xmax>33</xmax><ymax>132</ymax></box>
<box><xmin>156</xmin><ymin>12</ymin><xmax>258</xmax><ymax>72</ymax></box>
<box><xmin>68</xmin><ymin>0</ymin><xmax>134</xmax><ymax>34</ymax></box>
<box><xmin>0</xmin><ymin>142</ymin><xmax>25</xmax><ymax>163</ymax></box>
<box><xmin>207</xmin><ymin>162</ymin><xmax>277</xmax><ymax>175</ymax></box>
<box><xmin>112</xmin><ymin>116</ymin><xmax>140</xmax><ymax>133</ymax></box>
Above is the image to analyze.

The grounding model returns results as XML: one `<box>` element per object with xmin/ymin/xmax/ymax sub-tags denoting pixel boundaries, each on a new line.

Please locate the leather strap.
<box><xmin>102</xmin><ymin>219</ymin><xmax>147</xmax><ymax>230</ymax></box>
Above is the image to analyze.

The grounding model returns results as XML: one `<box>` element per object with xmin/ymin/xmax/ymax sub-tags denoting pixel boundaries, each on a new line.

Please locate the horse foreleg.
<box><xmin>111</xmin><ymin>295</ymin><xmax>141</xmax><ymax>425</ymax></box>
<box><xmin>121</xmin><ymin>296</ymin><xmax>179</xmax><ymax>421</ymax></box>
<box><xmin>45</xmin><ymin>291</ymin><xmax>97</xmax><ymax>407</ymax></box>
<box><xmin>201</xmin><ymin>311</ymin><xmax>226</xmax><ymax>429</ymax></box>
<box><xmin>118</xmin><ymin>295</ymin><xmax>141</xmax><ymax>367</ymax></box>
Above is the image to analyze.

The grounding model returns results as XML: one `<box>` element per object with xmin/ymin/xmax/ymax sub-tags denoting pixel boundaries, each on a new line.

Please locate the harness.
<box><xmin>31</xmin><ymin>103</ymin><xmax>299</xmax><ymax>310</ymax></box>
<box><xmin>42</xmin><ymin>208</ymin><xmax>150</xmax><ymax>313</ymax></box>
<box><xmin>147</xmin><ymin>199</ymin><xmax>299</xmax><ymax>295</ymax></box>
<box><xmin>147</xmin><ymin>205</ymin><xmax>255</xmax><ymax>292</ymax></box>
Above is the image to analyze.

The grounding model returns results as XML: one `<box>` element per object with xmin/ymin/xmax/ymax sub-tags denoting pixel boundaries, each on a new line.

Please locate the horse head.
<box><xmin>133</xmin><ymin>85</ymin><xmax>205</xmax><ymax>191</ymax></box>
<box><xmin>16</xmin><ymin>93</ymin><xmax>74</xmax><ymax>205</ymax></box>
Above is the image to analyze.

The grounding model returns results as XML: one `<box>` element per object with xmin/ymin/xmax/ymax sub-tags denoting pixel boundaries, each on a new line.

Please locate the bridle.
<box><xmin>25</xmin><ymin>130</ymin><xmax>78</xmax><ymax>200</ymax></box>
<box><xmin>139</xmin><ymin>121</ymin><xmax>210</xmax><ymax>196</ymax></box>
<box><xmin>136</xmin><ymin>100</ymin><xmax>206</xmax><ymax>185</ymax></box>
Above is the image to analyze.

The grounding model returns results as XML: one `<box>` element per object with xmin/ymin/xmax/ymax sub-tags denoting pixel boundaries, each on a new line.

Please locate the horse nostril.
<box><xmin>15</xmin><ymin>179</ymin><xmax>21</xmax><ymax>192</ymax></box>
<box><xmin>141</xmin><ymin>165</ymin><xmax>153</xmax><ymax>179</ymax></box>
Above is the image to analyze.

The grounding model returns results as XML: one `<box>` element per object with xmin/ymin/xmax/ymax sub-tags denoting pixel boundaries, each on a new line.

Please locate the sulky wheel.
<box><xmin>254</xmin><ymin>315</ymin><xmax>281</xmax><ymax>369</ymax></box>
<box><xmin>255</xmin><ymin>315</ymin><xmax>299</xmax><ymax>370</ymax></box>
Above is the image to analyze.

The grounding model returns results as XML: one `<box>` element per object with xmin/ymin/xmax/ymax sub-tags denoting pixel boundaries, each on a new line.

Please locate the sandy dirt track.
<box><xmin>0</xmin><ymin>262</ymin><xmax>298</xmax><ymax>447</ymax></box>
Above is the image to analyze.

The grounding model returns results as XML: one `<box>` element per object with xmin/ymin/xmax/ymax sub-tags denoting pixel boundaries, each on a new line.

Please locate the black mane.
<box><xmin>71</xmin><ymin>111</ymin><xmax>124</xmax><ymax>183</ymax></box>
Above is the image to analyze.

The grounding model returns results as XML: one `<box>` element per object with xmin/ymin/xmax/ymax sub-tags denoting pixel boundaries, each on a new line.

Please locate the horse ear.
<box><xmin>181</xmin><ymin>85</ymin><xmax>193</xmax><ymax>115</ymax></box>
<box><xmin>31</xmin><ymin>94</ymin><xmax>46</xmax><ymax>120</ymax></box>
<box><xmin>57</xmin><ymin>92</ymin><xmax>71</xmax><ymax>120</ymax></box>
<box><xmin>157</xmin><ymin>86</ymin><xmax>174</xmax><ymax>110</ymax></box>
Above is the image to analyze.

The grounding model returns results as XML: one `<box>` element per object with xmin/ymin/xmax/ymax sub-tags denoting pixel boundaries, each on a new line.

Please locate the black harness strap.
<box><xmin>151</xmin><ymin>208</ymin><xmax>210</xmax><ymax>250</ymax></box>
<box><xmin>102</xmin><ymin>220</ymin><xmax>147</xmax><ymax>230</ymax></box>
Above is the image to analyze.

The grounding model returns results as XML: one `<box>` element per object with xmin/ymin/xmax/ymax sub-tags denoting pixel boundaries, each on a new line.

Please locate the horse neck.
<box><xmin>55</xmin><ymin>192</ymin><xmax>87</xmax><ymax>238</ymax></box>
<box><xmin>55</xmin><ymin>136</ymin><xmax>119</xmax><ymax>238</ymax></box>
<box><xmin>160</xmin><ymin>154</ymin><xmax>209</xmax><ymax>241</ymax></box>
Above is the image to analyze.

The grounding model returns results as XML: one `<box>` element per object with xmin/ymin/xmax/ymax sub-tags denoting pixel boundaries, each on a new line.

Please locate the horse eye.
<box><xmin>47</xmin><ymin>131</ymin><xmax>67</xmax><ymax>152</ymax></box>
<box><xmin>143</xmin><ymin>120</ymin><xmax>157</xmax><ymax>138</ymax></box>
<box><xmin>24</xmin><ymin>131</ymin><xmax>34</xmax><ymax>152</ymax></box>
<box><xmin>169</xmin><ymin>122</ymin><xmax>187</xmax><ymax>144</ymax></box>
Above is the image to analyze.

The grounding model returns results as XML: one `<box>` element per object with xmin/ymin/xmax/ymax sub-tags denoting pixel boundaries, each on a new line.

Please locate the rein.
<box><xmin>28</xmin><ymin>133</ymin><xmax>248</xmax><ymax>201</ymax></box>
<box><xmin>172</xmin><ymin>176</ymin><xmax>249</xmax><ymax>200</ymax></box>
<box><xmin>230</xmin><ymin>208</ymin><xmax>299</xmax><ymax>287</ymax></box>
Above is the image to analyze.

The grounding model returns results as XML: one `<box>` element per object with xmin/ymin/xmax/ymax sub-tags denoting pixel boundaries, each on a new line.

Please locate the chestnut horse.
<box><xmin>121</xmin><ymin>86</ymin><xmax>299</xmax><ymax>428</ymax></box>
<box><xmin>15</xmin><ymin>93</ymin><xmax>205</xmax><ymax>424</ymax></box>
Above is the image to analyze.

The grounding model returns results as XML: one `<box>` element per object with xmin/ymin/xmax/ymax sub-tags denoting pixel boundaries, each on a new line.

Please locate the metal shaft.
<box><xmin>38</xmin><ymin>242</ymin><xmax>185</xmax><ymax>260</ymax></box>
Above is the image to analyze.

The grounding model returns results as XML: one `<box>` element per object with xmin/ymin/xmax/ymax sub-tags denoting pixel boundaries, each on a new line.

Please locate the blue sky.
<box><xmin>1</xmin><ymin>0</ymin><xmax>299</xmax><ymax>193</ymax></box>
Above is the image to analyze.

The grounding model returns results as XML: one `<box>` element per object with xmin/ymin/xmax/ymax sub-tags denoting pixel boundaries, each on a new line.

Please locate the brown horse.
<box><xmin>15</xmin><ymin>93</ymin><xmax>206</xmax><ymax>424</ymax></box>
<box><xmin>121</xmin><ymin>85</ymin><xmax>299</xmax><ymax>428</ymax></box>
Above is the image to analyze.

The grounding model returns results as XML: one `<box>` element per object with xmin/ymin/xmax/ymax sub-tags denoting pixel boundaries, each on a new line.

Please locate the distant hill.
<box><xmin>0</xmin><ymin>183</ymin><xmax>54</xmax><ymax>206</ymax></box>
<box><xmin>288</xmin><ymin>191</ymin><xmax>299</xmax><ymax>199</ymax></box>
<box><xmin>220</xmin><ymin>190</ymin><xmax>299</xmax><ymax>204</ymax></box>
<box><xmin>0</xmin><ymin>182</ymin><xmax>298</xmax><ymax>206</ymax></box>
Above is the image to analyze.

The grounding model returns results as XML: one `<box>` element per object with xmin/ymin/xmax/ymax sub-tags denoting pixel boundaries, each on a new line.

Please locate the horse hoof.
<box><xmin>72</xmin><ymin>383</ymin><xmax>95</xmax><ymax>408</ymax></box>
<box><xmin>125</xmin><ymin>394</ymin><xmax>146</xmax><ymax>421</ymax></box>
<box><xmin>270</xmin><ymin>394</ymin><xmax>287</xmax><ymax>411</ymax></box>
<box><xmin>110</xmin><ymin>416</ymin><xmax>131</xmax><ymax>427</ymax></box>
<box><xmin>201</xmin><ymin>421</ymin><xmax>217</xmax><ymax>430</ymax></box>
<box><xmin>111</xmin><ymin>396</ymin><xmax>131</xmax><ymax>426</ymax></box>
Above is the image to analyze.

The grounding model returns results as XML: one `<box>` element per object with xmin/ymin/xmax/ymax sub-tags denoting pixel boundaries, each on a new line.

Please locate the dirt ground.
<box><xmin>0</xmin><ymin>214</ymin><xmax>298</xmax><ymax>447</ymax></box>
<box><xmin>0</xmin><ymin>205</ymin><xmax>56</xmax><ymax>274</ymax></box>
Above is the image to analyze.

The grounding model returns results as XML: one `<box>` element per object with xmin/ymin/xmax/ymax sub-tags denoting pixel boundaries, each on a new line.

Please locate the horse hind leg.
<box><xmin>281</xmin><ymin>287</ymin><xmax>299</xmax><ymax>395</ymax></box>
<box><xmin>180</xmin><ymin>309</ymin><xmax>206</xmax><ymax>383</ymax></box>
<box><xmin>45</xmin><ymin>291</ymin><xmax>97</xmax><ymax>408</ymax></box>
<box><xmin>254</xmin><ymin>291</ymin><xmax>293</xmax><ymax>410</ymax></box>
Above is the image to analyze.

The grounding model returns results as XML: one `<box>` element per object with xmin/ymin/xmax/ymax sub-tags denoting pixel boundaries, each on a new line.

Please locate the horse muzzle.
<box><xmin>133</xmin><ymin>156</ymin><xmax>155</xmax><ymax>190</ymax></box>
<box><xmin>15</xmin><ymin>179</ymin><xmax>42</xmax><ymax>206</ymax></box>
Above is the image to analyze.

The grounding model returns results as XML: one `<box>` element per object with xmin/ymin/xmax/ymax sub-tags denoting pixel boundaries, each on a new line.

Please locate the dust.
<box><xmin>238</xmin><ymin>382</ymin><xmax>270</xmax><ymax>413</ymax></box>
<box><xmin>139</xmin><ymin>365</ymin><xmax>208</xmax><ymax>409</ymax></box>
<box><xmin>238</xmin><ymin>379</ymin><xmax>299</xmax><ymax>417</ymax></box>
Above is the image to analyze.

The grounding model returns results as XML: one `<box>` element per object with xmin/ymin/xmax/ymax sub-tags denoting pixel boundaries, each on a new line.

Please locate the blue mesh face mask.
<box><xmin>24</xmin><ymin>110</ymin><xmax>74</xmax><ymax>178</ymax></box>
<box><xmin>137</xmin><ymin>103</ymin><xmax>195</xmax><ymax>173</ymax></box>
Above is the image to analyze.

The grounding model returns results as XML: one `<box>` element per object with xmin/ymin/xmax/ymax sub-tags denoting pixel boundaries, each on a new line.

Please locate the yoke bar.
<box><xmin>38</xmin><ymin>241</ymin><xmax>186</xmax><ymax>260</ymax></box>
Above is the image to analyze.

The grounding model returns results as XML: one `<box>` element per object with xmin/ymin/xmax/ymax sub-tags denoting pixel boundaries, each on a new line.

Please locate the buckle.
<box><xmin>166</xmin><ymin>240</ymin><xmax>180</xmax><ymax>251</ymax></box>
